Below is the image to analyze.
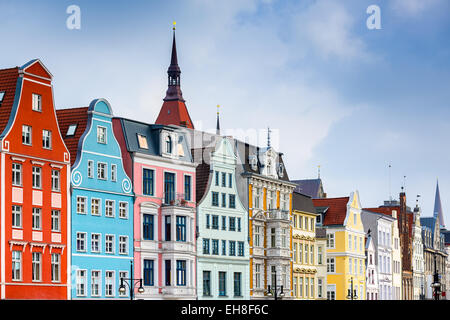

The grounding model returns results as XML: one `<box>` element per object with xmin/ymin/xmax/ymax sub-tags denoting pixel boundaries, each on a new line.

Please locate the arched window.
<box><xmin>166</xmin><ymin>136</ymin><xmax>172</xmax><ymax>154</ymax></box>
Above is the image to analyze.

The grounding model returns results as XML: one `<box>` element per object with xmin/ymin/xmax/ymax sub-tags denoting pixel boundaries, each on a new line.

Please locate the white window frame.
<box><xmin>32</xmin><ymin>207</ymin><xmax>41</xmax><ymax>230</ymax></box>
<box><xmin>111</xmin><ymin>164</ymin><xmax>117</xmax><ymax>182</ymax></box>
<box><xmin>32</xmin><ymin>93</ymin><xmax>42</xmax><ymax>111</ymax></box>
<box><xmin>105</xmin><ymin>270</ymin><xmax>115</xmax><ymax>297</ymax></box>
<box><xmin>51</xmin><ymin>210</ymin><xmax>60</xmax><ymax>232</ymax></box>
<box><xmin>119</xmin><ymin>236</ymin><xmax>128</xmax><ymax>255</ymax></box>
<box><xmin>32</xmin><ymin>166</ymin><xmax>42</xmax><ymax>189</ymax></box>
<box><xmin>51</xmin><ymin>253</ymin><xmax>61</xmax><ymax>283</ymax></box>
<box><xmin>91</xmin><ymin>270</ymin><xmax>102</xmax><ymax>297</ymax></box>
<box><xmin>97</xmin><ymin>162</ymin><xmax>107</xmax><ymax>180</ymax></box>
<box><xmin>31</xmin><ymin>252</ymin><xmax>41</xmax><ymax>282</ymax></box>
<box><xmin>327</xmin><ymin>233</ymin><xmax>335</xmax><ymax>248</ymax></box>
<box><xmin>12</xmin><ymin>250</ymin><xmax>22</xmax><ymax>281</ymax></box>
<box><xmin>51</xmin><ymin>169</ymin><xmax>60</xmax><ymax>192</ymax></box>
<box><xmin>12</xmin><ymin>205</ymin><xmax>22</xmax><ymax>228</ymax></box>
<box><xmin>91</xmin><ymin>233</ymin><xmax>101</xmax><ymax>253</ymax></box>
<box><xmin>105</xmin><ymin>234</ymin><xmax>115</xmax><ymax>254</ymax></box>
<box><xmin>76</xmin><ymin>269</ymin><xmax>87</xmax><ymax>297</ymax></box>
<box><xmin>12</xmin><ymin>162</ymin><xmax>22</xmax><ymax>186</ymax></box>
<box><xmin>76</xmin><ymin>196</ymin><xmax>87</xmax><ymax>214</ymax></box>
<box><xmin>76</xmin><ymin>232</ymin><xmax>87</xmax><ymax>252</ymax></box>
<box><xmin>22</xmin><ymin>125</ymin><xmax>32</xmax><ymax>145</ymax></box>
<box><xmin>119</xmin><ymin>201</ymin><xmax>128</xmax><ymax>219</ymax></box>
<box><xmin>42</xmin><ymin>129</ymin><xmax>52</xmax><ymax>149</ymax></box>
<box><xmin>97</xmin><ymin>126</ymin><xmax>107</xmax><ymax>144</ymax></box>
<box><xmin>105</xmin><ymin>199</ymin><xmax>115</xmax><ymax>218</ymax></box>
<box><xmin>87</xmin><ymin>160</ymin><xmax>94</xmax><ymax>178</ymax></box>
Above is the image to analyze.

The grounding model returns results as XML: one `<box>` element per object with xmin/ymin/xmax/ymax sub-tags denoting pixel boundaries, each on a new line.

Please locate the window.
<box><xmin>237</xmin><ymin>218</ymin><xmax>241</xmax><ymax>232</ymax></box>
<box><xmin>97</xmin><ymin>126</ymin><xmax>107</xmax><ymax>144</ymax></box>
<box><xmin>91</xmin><ymin>271</ymin><xmax>101</xmax><ymax>297</ymax></box>
<box><xmin>51</xmin><ymin>253</ymin><xmax>60</xmax><ymax>282</ymax></box>
<box><xmin>164</xmin><ymin>172</ymin><xmax>175</xmax><ymax>204</ymax></box>
<box><xmin>221</xmin><ymin>240</ymin><xmax>227</xmax><ymax>255</ymax></box>
<box><xmin>318</xmin><ymin>246</ymin><xmax>323</xmax><ymax>265</ymax></box>
<box><xmin>22</xmin><ymin>125</ymin><xmax>32</xmax><ymax>145</ymax></box>
<box><xmin>51</xmin><ymin>169</ymin><xmax>60</xmax><ymax>191</ymax></box>
<box><xmin>215</xmin><ymin>171</ymin><xmax>219</xmax><ymax>186</ymax></box>
<box><xmin>32</xmin><ymin>208</ymin><xmax>41</xmax><ymax>230</ymax></box>
<box><xmin>91</xmin><ymin>198</ymin><xmax>100</xmax><ymax>216</ymax></box>
<box><xmin>137</xmin><ymin>134</ymin><xmax>148</xmax><ymax>149</ymax></box>
<box><xmin>238</xmin><ymin>241</ymin><xmax>244</xmax><ymax>256</ymax></box>
<box><xmin>229</xmin><ymin>195</ymin><xmax>236</xmax><ymax>209</ymax></box>
<box><xmin>0</xmin><ymin>92</ymin><xmax>5</xmax><ymax>106</ymax></box>
<box><xmin>229</xmin><ymin>217</ymin><xmax>236</xmax><ymax>231</ymax></box>
<box><xmin>12</xmin><ymin>163</ymin><xmax>22</xmax><ymax>186</ymax></box>
<box><xmin>222</xmin><ymin>216</ymin><xmax>226</xmax><ymax>230</ymax></box>
<box><xmin>165</xmin><ymin>216</ymin><xmax>171</xmax><ymax>241</ymax></box>
<box><xmin>293</xmin><ymin>243</ymin><xmax>297</xmax><ymax>262</ymax></box>
<box><xmin>143</xmin><ymin>260</ymin><xmax>154</xmax><ymax>286</ymax></box>
<box><xmin>143</xmin><ymin>168</ymin><xmax>154</xmax><ymax>196</ymax></box>
<box><xmin>349</xmin><ymin>234</ymin><xmax>352</xmax><ymax>250</ymax></box>
<box><xmin>253</xmin><ymin>187</ymin><xmax>261</xmax><ymax>209</ymax></box>
<box><xmin>221</xmin><ymin>193</ymin><xmax>226</xmax><ymax>208</ymax></box>
<box><xmin>176</xmin><ymin>260</ymin><xmax>186</xmax><ymax>286</ymax></box>
<box><xmin>293</xmin><ymin>215</ymin><xmax>297</xmax><ymax>228</ymax></box>
<box><xmin>97</xmin><ymin>162</ymin><xmax>107</xmax><ymax>180</ymax></box>
<box><xmin>281</xmin><ymin>193</ymin><xmax>288</xmax><ymax>211</ymax></box>
<box><xmin>105</xmin><ymin>235</ymin><xmax>115</xmax><ymax>254</ymax></box>
<box><xmin>318</xmin><ymin>278</ymin><xmax>323</xmax><ymax>298</ymax></box>
<box><xmin>212</xmin><ymin>239</ymin><xmax>219</xmax><ymax>255</ymax></box>
<box><xmin>111</xmin><ymin>164</ymin><xmax>117</xmax><ymax>182</ymax></box>
<box><xmin>87</xmin><ymin>160</ymin><xmax>93</xmax><ymax>178</ymax></box>
<box><xmin>305</xmin><ymin>245</ymin><xmax>309</xmax><ymax>264</ymax></box>
<box><xmin>73</xmin><ymin>189</ymin><xmax>89</xmax><ymax>212</ymax></box>
<box><xmin>255</xmin><ymin>264</ymin><xmax>261</xmax><ymax>289</ymax></box>
<box><xmin>119</xmin><ymin>202</ymin><xmax>128</xmax><ymax>219</ymax></box>
<box><xmin>165</xmin><ymin>260</ymin><xmax>171</xmax><ymax>286</ymax></box>
<box><xmin>228</xmin><ymin>173</ymin><xmax>232</xmax><ymax>188</ymax></box>
<box><xmin>49</xmin><ymin>210</ymin><xmax>60</xmax><ymax>233</ymax></box>
<box><xmin>327</xmin><ymin>286</ymin><xmax>336</xmax><ymax>300</ymax></box>
<box><xmin>12</xmin><ymin>251</ymin><xmax>21</xmax><ymax>281</ymax></box>
<box><xmin>165</xmin><ymin>135</ymin><xmax>172</xmax><ymax>154</ymax></box>
<box><xmin>184</xmin><ymin>175</ymin><xmax>191</xmax><ymax>201</ymax></box>
<box><xmin>119</xmin><ymin>236</ymin><xmax>128</xmax><ymax>255</ymax></box>
<box><xmin>32</xmin><ymin>93</ymin><xmax>42</xmax><ymax>111</ymax></box>
<box><xmin>32</xmin><ymin>252</ymin><xmax>41</xmax><ymax>281</ymax></box>
<box><xmin>327</xmin><ymin>258</ymin><xmax>335</xmax><ymax>273</ymax></box>
<box><xmin>176</xmin><ymin>216</ymin><xmax>186</xmax><ymax>241</ymax></box>
<box><xmin>229</xmin><ymin>241</ymin><xmax>236</xmax><ymax>256</ymax></box>
<box><xmin>205</xmin><ymin>214</ymin><xmax>210</xmax><ymax>229</ymax></box>
<box><xmin>299</xmin><ymin>277</ymin><xmax>303</xmax><ymax>298</ymax></box>
<box><xmin>299</xmin><ymin>244</ymin><xmax>303</xmax><ymax>263</ymax></box>
<box><xmin>299</xmin><ymin>216</ymin><xmax>303</xmax><ymax>229</ymax></box>
<box><xmin>327</xmin><ymin>233</ymin><xmax>335</xmax><ymax>248</ymax></box>
<box><xmin>234</xmin><ymin>272</ymin><xmax>242</xmax><ymax>296</ymax></box>
<box><xmin>271</xmin><ymin>228</ymin><xmax>276</xmax><ymax>247</ymax></box>
<box><xmin>254</xmin><ymin>226</ymin><xmax>261</xmax><ymax>247</ymax></box>
<box><xmin>143</xmin><ymin>214</ymin><xmax>154</xmax><ymax>240</ymax></box>
<box><xmin>91</xmin><ymin>233</ymin><xmax>101</xmax><ymax>253</ymax></box>
<box><xmin>77</xmin><ymin>232</ymin><xmax>86</xmax><ymax>252</ymax></box>
<box><xmin>219</xmin><ymin>272</ymin><xmax>227</xmax><ymax>296</ymax></box>
<box><xmin>203</xmin><ymin>271</ymin><xmax>211</xmax><ymax>296</ymax></box>
<box><xmin>281</xmin><ymin>228</ymin><xmax>287</xmax><ymax>248</ymax></box>
<box><xmin>349</xmin><ymin>258</ymin><xmax>353</xmax><ymax>274</ymax></box>
<box><xmin>66</xmin><ymin>124</ymin><xmax>77</xmax><ymax>137</ymax></box>
<box><xmin>305</xmin><ymin>277</ymin><xmax>309</xmax><ymax>298</ymax></box>
<box><xmin>12</xmin><ymin>205</ymin><xmax>22</xmax><ymax>228</ymax></box>
<box><xmin>220</xmin><ymin>172</ymin><xmax>226</xmax><ymax>187</ymax></box>
<box><xmin>310</xmin><ymin>245</ymin><xmax>314</xmax><ymax>264</ymax></box>
<box><xmin>32</xmin><ymin>166</ymin><xmax>41</xmax><ymax>189</ymax></box>
<box><xmin>42</xmin><ymin>130</ymin><xmax>52</xmax><ymax>149</ymax></box>
<box><xmin>212</xmin><ymin>215</ymin><xmax>219</xmax><ymax>230</ymax></box>
<box><xmin>203</xmin><ymin>239</ymin><xmax>210</xmax><ymax>254</ymax></box>
<box><xmin>293</xmin><ymin>277</ymin><xmax>298</xmax><ymax>297</ymax></box>
<box><xmin>76</xmin><ymin>270</ymin><xmax>87</xmax><ymax>296</ymax></box>
<box><xmin>105</xmin><ymin>200</ymin><xmax>115</xmax><ymax>217</ymax></box>
<box><xmin>105</xmin><ymin>271</ymin><xmax>115</xmax><ymax>297</ymax></box>
<box><xmin>268</xmin><ymin>190</ymin><xmax>274</xmax><ymax>210</ymax></box>
<box><xmin>212</xmin><ymin>192</ymin><xmax>219</xmax><ymax>206</ymax></box>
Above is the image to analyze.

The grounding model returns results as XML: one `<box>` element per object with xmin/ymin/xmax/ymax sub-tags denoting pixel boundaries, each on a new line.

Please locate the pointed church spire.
<box><xmin>434</xmin><ymin>179</ymin><xmax>445</xmax><ymax>228</ymax></box>
<box><xmin>155</xmin><ymin>22</ymin><xmax>195</xmax><ymax>129</ymax></box>
<box><xmin>216</xmin><ymin>105</ymin><xmax>221</xmax><ymax>135</ymax></box>
<box><xmin>164</xmin><ymin>21</ymin><xmax>184</xmax><ymax>102</ymax></box>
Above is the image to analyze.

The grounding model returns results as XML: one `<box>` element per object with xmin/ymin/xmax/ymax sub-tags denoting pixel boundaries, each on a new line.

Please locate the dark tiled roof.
<box><xmin>55</xmin><ymin>107</ymin><xmax>89</xmax><ymax>166</ymax></box>
<box><xmin>0</xmin><ymin>67</ymin><xmax>19</xmax><ymax>136</ymax></box>
<box><xmin>315</xmin><ymin>227</ymin><xmax>327</xmax><ymax>239</ymax></box>
<box><xmin>312</xmin><ymin>197</ymin><xmax>349</xmax><ymax>226</ymax></box>
<box><xmin>191</xmin><ymin>147</ymin><xmax>214</xmax><ymax>203</ymax></box>
<box><xmin>291</xmin><ymin>179</ymin><xmax>322</xmax><ymax>198</ymax></box>
<box><xmin>292</xmin><ymin>191</ymin><xmax>316</xmax><ymax>214</ymax></box>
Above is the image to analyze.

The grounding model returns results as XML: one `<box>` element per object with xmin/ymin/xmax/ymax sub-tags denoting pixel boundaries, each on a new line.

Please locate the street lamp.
<box><xmin>119</xmin><ymin>260</ymin><xmax>145</xmax><ymax>300</ymax></box>
<box><xmin>346</xmin><ymin>277</ymin><xmax>358</xmax><ymax>300</ymax></box>
<box><xmin>431</xmin><ymin>255</ymin><xmax>441</xmax><ymax>301</ymax></box>
<box><xmin>266</xmin><ymin>271</ymin><xmax>284</xmax><ymax>300</ymax></box>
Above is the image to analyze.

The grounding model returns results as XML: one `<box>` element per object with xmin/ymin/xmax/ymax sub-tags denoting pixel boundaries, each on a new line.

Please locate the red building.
<box><xmin>0</xmin><ymin>60</ymin><xmax>70</xmax><ymax>299</ymax></box>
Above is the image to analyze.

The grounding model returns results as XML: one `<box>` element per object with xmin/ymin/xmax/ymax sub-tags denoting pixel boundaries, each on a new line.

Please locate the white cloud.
<box><xmin>390</xmin><ymin>0</ymin><xmax>445</xmax><ymax>17</ymax></box>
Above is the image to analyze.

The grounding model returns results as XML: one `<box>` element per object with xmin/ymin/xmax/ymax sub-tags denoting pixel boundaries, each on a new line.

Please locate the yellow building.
<box><xmin>291</xmin><ymin>191</ymin><xmax>320</xmax><ymax>300</ymax></box>
<box><xmin>313</xmin><ymin>191</ymin><xmax>366</xmax><ymax>300</ymax></box>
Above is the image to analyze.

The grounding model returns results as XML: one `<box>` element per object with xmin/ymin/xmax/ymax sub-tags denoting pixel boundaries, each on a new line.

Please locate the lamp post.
<box><xmin>346</xmin><ymin>277</ymin><xmax>358</xmax><ymax>300</ymax></box>
<box><xmin>266</xmin><ymin>271</ymin><xmax>285</xmax><ymax>301</ymax></box>
<box><xmin>119</xmin><ymin>260</ymin><xmax>145</xmax><ymax>300</ymax></box>
<box><xmin>431</xmin><ymin>255</ymin><xmax>441</xmax><ymax>301</ymax></box>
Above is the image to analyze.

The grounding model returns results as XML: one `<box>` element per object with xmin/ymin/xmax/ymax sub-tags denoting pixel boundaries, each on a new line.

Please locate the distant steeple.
<box><xmin>434</xmin><ymin>179</ymin><xmax>445</xmax><ymax>228</ymax></box>
<box><xmin>267</xmin><ymin>127</ymin><xmax>271</xmax><ymax>148</ymax></box>
<box><xmin>155</xmin><ymin>22</ymin><xmax>195</xmax><ymax>129</ymax></box>
<box><xmin>216</xmin><ymin>105</ymin><xmax>220</xmax><ymax>135</ymax></box>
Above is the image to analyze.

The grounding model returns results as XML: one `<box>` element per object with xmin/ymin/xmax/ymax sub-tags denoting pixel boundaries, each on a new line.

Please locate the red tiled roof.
<box><xmin>56</xmin><ymin>107</ymin><xmax>89</xmax><ymax>166</ymax></box>
<box><xmin>313</xmin><ymin>197</ymin><xmax>349</xmax><ymax>226</ymax></box>
<box><xmin>0</xmin><ymin>67</ymin><xmax>19</xmax><ymax>136</ymax></box>
<box><xmin>155</xmin><ymin>100</ymin><xmax>194</xmax><ymax>129</ymax></box>
<box><xmin>364</xmin><ymin>207</ymin><xmax>396</xmax><ymax>216</ymax></box>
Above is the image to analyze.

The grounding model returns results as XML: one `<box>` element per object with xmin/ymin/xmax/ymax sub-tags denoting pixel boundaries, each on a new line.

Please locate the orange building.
<box><xmin>0</xmin><ymin>60</ymin><xmax>71</xmax><ymax>299</ymax></box>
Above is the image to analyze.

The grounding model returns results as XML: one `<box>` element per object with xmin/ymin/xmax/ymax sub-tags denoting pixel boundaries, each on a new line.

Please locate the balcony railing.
<box><xmin>162</xmin><ymin>192</ymin><xmax>190</xmax><ymax>207</ymax></box>
<box><xmin>268</xmin><ymin>209</ymin><xmax>290</xmax><ymax>221</ymax></box>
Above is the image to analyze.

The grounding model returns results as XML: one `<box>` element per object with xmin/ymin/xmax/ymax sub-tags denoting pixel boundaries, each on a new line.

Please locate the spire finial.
<box><xmin>318</xmin><ymin>165</ymin><xmax>321</xmax><ymax>179</ymax></box>
<box><xmin>173</xmin><ymin>21</ymin><xmax>176</xmax><ymax>31</ymax></box>
<box><xmin>267</xmin><ymin>127</ymin><xmax>271</xmax><ymax>148</ymax></box>
<box><xmin>216</xmin><ymin>105</ymin><xmax>221</xmax><ymax>135</ymax></box>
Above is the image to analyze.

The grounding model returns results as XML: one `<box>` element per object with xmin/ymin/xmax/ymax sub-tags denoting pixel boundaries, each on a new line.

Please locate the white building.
<box><xmin>412</xmin><ymin>203</ymin><xmax>425</xmax><ymax>299</ymax></box>
<box><xmin>365</xmin><ymin>232</ymin><xmax>378</xmax><ymax>299</ymax></box>
<box><xmin>194</xmin><ymin>137</ymin><xmax>250</xmax><ymax>299</ymax></box>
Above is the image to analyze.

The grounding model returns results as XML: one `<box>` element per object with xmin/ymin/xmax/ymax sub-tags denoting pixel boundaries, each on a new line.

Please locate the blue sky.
<box><xmin>1</xmin><ymin>0</ymin><xmax>450</xmax><ymax>225</ymax></box>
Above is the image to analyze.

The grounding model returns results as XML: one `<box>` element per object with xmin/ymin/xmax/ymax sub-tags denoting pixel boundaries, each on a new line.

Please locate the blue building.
<box><xmin>56</xmin><ymin>99</ymin><xmax>134</xmax><ymax>299</ymax></box>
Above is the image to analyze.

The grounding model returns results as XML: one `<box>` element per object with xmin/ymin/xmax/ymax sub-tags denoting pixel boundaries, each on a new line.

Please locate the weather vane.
<box><xmin>173</xmin><ymin>21</ymin><xmax>176</xmax><ymax>30</ymax></box>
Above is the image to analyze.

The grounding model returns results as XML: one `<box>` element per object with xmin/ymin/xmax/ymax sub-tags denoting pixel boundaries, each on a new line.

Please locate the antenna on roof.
<box><xmin>388</xmin><ymin>163</ymin><xmax>392</xmax><ymax>201</ymax></box>
<box><xmin>318</xmin><ymin>165</ymin><xmax>321</xmax><ymax>179</ymax></box>
<box><xmin>416</xmin><ymin>194</ymin><xmax>421</xmax><ymax>207</ymax></box>
<box><xmin>402</xmin><ymin>175</ymin><xmax>406</xmax><ymax>193</ymax></box>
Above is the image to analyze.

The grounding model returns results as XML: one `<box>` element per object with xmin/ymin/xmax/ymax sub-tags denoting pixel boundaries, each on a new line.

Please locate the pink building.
<box><xmin>113</xmin><ymin>119</ymin><xmax>197</xmax><ymax>299</ymax></box>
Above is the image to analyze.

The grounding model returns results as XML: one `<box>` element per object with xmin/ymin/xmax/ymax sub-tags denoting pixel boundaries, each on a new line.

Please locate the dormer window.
<box><xmin>165</xmin><ymin>136</ymin><xmax>172</xmax><ymax>154</ymax></box>
<box><xmin>66</xmin><ymin>124</ymin><xmax>77</xmax><ymax>137</ymax></box>
<box><xmin>137</xmin><ymin>134</ymin><xmax>148</xmax><ymax>149</ymax></box>
<box><xmin>249</xmin><ymin>155</ymin><xmax>257</xmax><ymax>171</ymax></box>
<box><xmin>278</xmin><ymin>163</ymin><xmax>284</xmax><ymax>177</ymax></box>
<box><xmin>32</xmin><ymin>93</ymin><xmax>42</xmax><ymax>112</ymax></box>
<box><xmin>266</xmin><ymin>159</ymin><xmax>272</xmax><ymax>175</ymax></box>
<box><xmin>0</xmin><ymin>92</ymin><xmax>4</xmax><ymax>107</ymax></box>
